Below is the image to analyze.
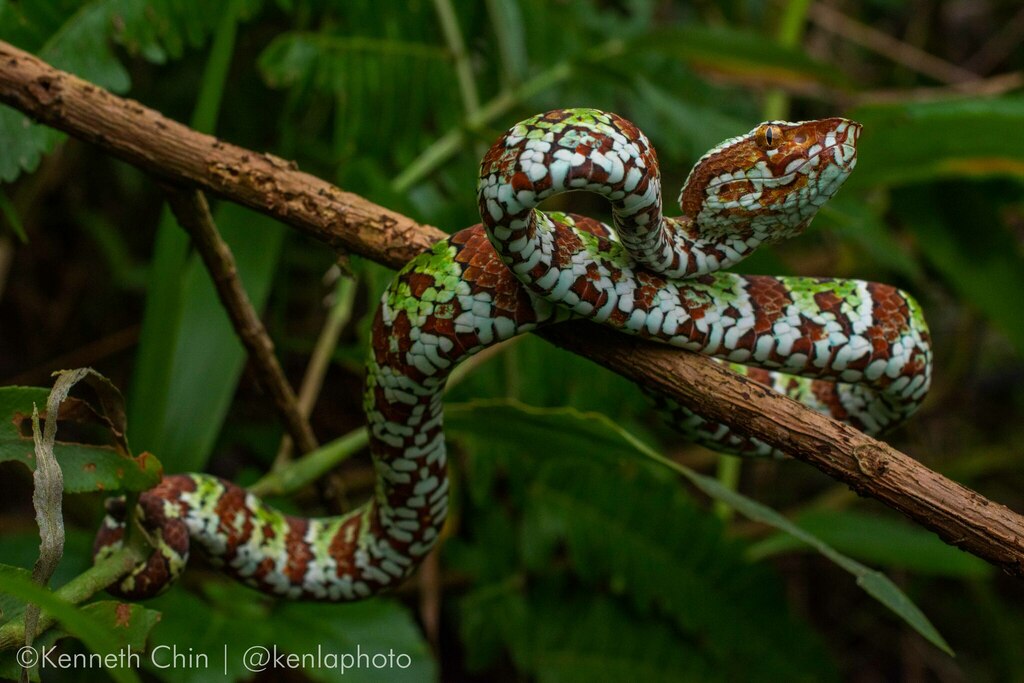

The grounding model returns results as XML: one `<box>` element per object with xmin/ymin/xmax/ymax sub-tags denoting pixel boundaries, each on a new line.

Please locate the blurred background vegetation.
<box><xmin>1</xmin><ymin>0</ymin><xmax>1024</xmax><ymax>681</ymax></box>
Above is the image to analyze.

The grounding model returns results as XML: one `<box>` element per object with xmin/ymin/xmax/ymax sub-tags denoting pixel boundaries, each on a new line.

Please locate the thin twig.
<box><xmin>3</xmin><ymin>40</ymin><xmax>1024</xmax><ymax>575</ymax></box>
<box><xmin>162</xmin><ymin>186</ymin><xmax>319</xmax><ymax>456</ymax></box>
<box><xmin>808</xmin><ymin>3</ymin><xmax>979</xmax><ymax>84</ymax></box>
<box><xmin>964</xmin><ymin>5</ymin><xmax>1024</xmax><ymax>75</ymax></box>
<box><xmin>391</xmin><ymin>39</ymin><xmax>624</xmax><ymax>192</ymax></box>
<box><xmin>853</xmin><ymin>71</ymin><xmax>1024</xmax><ymax>105</ymax></box>
<box><xmin>273</xmin><ymin>272</ymin><xmax>357</xmax><ymax>468</ymax></box>
<box><xmin>432</xmin><ymin>0</ymin><xmax>480</xmax><ymax>120</ymax></box>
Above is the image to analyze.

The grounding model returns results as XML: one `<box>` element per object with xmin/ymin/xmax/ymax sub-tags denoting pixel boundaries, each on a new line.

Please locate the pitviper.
<box><xmin>94</xmin><ymin>109</ymin><xmax>931</xmax><ymax>601</ymax></box>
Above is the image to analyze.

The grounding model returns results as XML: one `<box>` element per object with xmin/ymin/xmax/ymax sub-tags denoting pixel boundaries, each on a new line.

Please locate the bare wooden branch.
<box><xmin>163</xmin><ymin>186</ymin><xmax>319</xmax><ymax>455</ymax></box>
<box><xmin>0</xmin><ymin>41</ymin><xmax>442</xmax><ymax>262</ymax></box>
<box><xmin>2</xmin><ymin>39</ymin><xmax>1023</xmax><ymax>576</ymax></box>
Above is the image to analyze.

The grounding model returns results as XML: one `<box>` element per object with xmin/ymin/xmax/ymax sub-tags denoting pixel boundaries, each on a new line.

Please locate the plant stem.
<box><xmin>432</xmin><ymin>0</ymin><xmax>480</xmax><ymax>119</ymax></box>
<box><xmin>0</xmin><ymin>547</ymin><xmax>140</xmax><ymax>650</ymax></box>
<box><xmin>164</xmin><ymin>187</ymin><xmax>318</xmax><ymax>455</ymax></box>
<box><xmin>762</xmin><ymin>0</ymin><xmax>812</xmax><ymax>120</ymax></box>
<box><xmin>713</xmin><ymin>455</ymin><xmax>742</xmax><ymax>521</ymax></box>
<box><xmin>392</xmin><ymin>40</ymin><xmax>623</xmax><ymax>192</ymax></box>
<box><xmin>251</xmin><ymin>427</ymin><xmax>369</xmax><ymax>497</ymax></box>
<box><xmin>273</xmin><ymin>273</ymin><xmax>358</xmax><ymax>468</ymax></box>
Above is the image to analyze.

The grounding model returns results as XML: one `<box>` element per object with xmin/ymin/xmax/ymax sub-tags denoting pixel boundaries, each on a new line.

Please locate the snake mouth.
<box><xmin>784</xmin><ymin>119</ymin><xmax>861</xmax><ymax>180</ymax></box>
<box><xmin>828</xmin><ymin>119</ymin><xmax>861</xmax><ymax>171</ymax></box>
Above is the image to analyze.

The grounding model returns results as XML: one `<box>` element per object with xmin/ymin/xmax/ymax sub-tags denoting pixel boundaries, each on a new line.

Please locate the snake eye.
<box><xmin>757</xmin><ymin>124</ymin><xmax>783</xmax><ymax>150</ymax></box>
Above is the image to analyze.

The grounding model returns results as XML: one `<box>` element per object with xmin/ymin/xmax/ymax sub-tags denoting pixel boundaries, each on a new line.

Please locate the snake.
<box><xmin>94</xmin><ymin>109</ymin><xmax>931</xmax><ymax>601</ymax></box>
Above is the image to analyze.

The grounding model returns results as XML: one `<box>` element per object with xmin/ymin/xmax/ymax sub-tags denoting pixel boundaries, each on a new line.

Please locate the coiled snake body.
<box><xmin>95</xmin><ymin>109</ymin><xmax>931</xmax><ymax>601</ymax></box>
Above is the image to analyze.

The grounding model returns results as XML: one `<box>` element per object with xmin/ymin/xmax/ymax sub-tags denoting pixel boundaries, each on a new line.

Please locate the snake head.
<box><xmin>678</xmin><ymin>118</ymin><xmax>861</xmax><ymax>241</ymax></box>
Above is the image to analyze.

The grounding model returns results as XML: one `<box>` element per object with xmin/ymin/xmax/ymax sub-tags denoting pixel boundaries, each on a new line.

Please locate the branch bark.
<box><xmin>2</xmin><ymin>39</ymin><xmax>1023</xmax><ymax>576</ymax></box>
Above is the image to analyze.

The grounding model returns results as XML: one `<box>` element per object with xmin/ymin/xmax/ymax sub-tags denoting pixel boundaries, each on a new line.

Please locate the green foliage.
<box><xmin>142</xmin><ymin>581</ymin><xmax>435</xmax><ymax>683</ymax></box>
<box><xmin>0</xmin><ymin>564</ymin><xmax>159</xmax><ymax>683</ymax></box>
<box><xmin>448</xmin><ymin>404</ymin><xmax>832</xmax><ymax>677</ymax></box>
<box><xmin>522</xmin><ymin>461</ymin><xmax>837</xmax><ymax>681</ymax></box>
<box><xmin>138</xmin><ymin>205</ymin><xmax>285</xmax><ymax>471</ymax></box>
<box><xmin>461</xmin><ymin>583</ymin><xmax>722</xmax><ymax>682</ymax></box>
<box><xmin>0</xmin><ymin>386</ymin><xmax>160</xmax><ymax>492</ymax></box>
<box><xmin>850</xmin><ymin>98</ymin><xmax>1024</xmax><ymax>187</ymax></box>
<box><xmin>749</xmin><ymin>509</ymin><xmax>992</xmax><ymax>578</ymax></box>
<box><xmin>633</xmin><ymin>25</ymin><xmax>850</xmax><ymax>89</ymax></box>
<box><xmin>447</xmin><ymin>401</ymin><xmax>951</xmax><ymax>658</ymax></box>
<box><xmin>3</xmin><ymin>0</ymin><xmax>1024</xmax><ymax>680</ymax></box>
<box><xmin>0</xmin><ymin>0</ymin><xmax>267</xmax><ymax>182</ymax></box>
<box><xmin>894</xmin><ymin>183</ymin><xmax>1024</xmax><ymax>356</ymax></box>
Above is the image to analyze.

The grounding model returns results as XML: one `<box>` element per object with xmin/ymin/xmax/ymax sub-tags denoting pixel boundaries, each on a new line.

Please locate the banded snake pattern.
<box><xmin>94</xmin><ymin>109</ymin><xmax>931</xmax><ymax>601</ymax></box>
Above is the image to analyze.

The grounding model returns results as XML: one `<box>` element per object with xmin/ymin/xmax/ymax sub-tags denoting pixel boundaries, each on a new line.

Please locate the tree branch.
<box><xmin>163</xmin><ymin>186</ymin><xmax>319</xmax><ymax>456</ymax></box>
<box><xmin>2</xmin><ymin>40</ymin><xmax>1023</xmax><ymax>576</ymax></box>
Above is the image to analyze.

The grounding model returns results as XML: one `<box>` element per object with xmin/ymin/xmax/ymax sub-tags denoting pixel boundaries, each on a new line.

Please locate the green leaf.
<box><xmin>461</xmin><ymin>581</ymin><xmax>722</xmax><ymax>682</ymax></box>
<box><xmin>0</xmin><ymin>386</ymin><xmax>161</xmax><ymax>493</ymax></box>
<box><xmin>259</xmin><ymin>33</ymin><xmax>448</xmax><ymax>91</ymax></box>
<box><xmin>29</xmin><ymin>600</ymin><xmax>161</xmax><ymax>651</ymax></box>
<box><xmin>447</xmin><ymin>400</ymin><xmax>954</xmax><ymax>655</ymax></box>
<box><xmin>141</xmin><ymin>581</ymin><xmax>435</xmax><ymax>683</ymax></box>
<box><xmin>0</xmin><ymin>0</ymin><xmax>265</xmax><ymax>182</ymax></box>
<box><xmin>816</xmin><ymin>195</ymin><xmax>924</xmax><ymax>282</ymax></box>
<box><xmin>522</xmin><ymin>460</ymin><xmax>836</xmax><ymax>681</ymax></box>
<box><xmin>0</xmin><ymin>565</ymin><xmax>142</xmax><ymax>683</ymax></box>
<box><xmin>272</xmin><ymin>600</ymin><xmax>437</xmax><ymax>682</ymax></box>
<box><xmin>141</xmin><ymin>583</ymin><xmax>272</xmax><ymax>683</ymax></box>
<box><xmin>849</xmin><ymin>98</ymin><xmax>1024</xmax><ymax>187</ymax></box>
<box><xmin>0</xmin><ymin>99</ymin><xmax>65</xmax><ymax>183</ymax></box>
<box><xmin>0</xmin><ymin>187</ymin><xmax>28</xmax><ymax>241</ymax></box>
<box><xmin>749</xmin><ymin>509</ymin><xmax>992</xmax><ymax>578</ymax></box>
<box><xmin>656</xmin><ymin>452</ymin><xmax>955</xmax><ymax>657</ymax></box>
<box><xmin>108</xmin><ymin>0</ymin><xmax>262</xmax><ymax>62</ymax></box>
<box><xmin>631</xmin><ymin>76</ymin><xmax>751</xmax><ymax>162</ymax></box>
<box><xmin>127</xmin><ymin>0</ymin><xmax>244</xmax><ymax>457</ymax></box>
<box><xmin>147</xmin><ymin>204</ymin><xmax>285</xmax><ymax>471</ymax></box>
<box><xmin>0</xmin><ymin>1</ymin><xmax>130</xmax><ymax>183</ymax></box>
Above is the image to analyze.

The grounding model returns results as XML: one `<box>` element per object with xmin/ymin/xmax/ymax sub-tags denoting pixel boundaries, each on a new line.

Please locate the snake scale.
<box><xmin>94</xmin><ymin>109</ymin><xmax>931</xmax><ymax>601</ymax></box>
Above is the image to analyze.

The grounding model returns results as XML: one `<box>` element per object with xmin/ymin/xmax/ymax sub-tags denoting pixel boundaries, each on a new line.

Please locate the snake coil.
<box><xmin>94</xmin><ymin>109</ymin><xmax>931</xmax><ymax>601</ymax></box>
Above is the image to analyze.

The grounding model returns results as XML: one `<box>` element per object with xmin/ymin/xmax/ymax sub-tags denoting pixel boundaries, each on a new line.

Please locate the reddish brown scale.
<box><xmin>742</xmin><ymin>368</ymin><xmax>770</xmax><ymax>384</ymax></box>
<box><xmin>480</xmin><ymin>143</ymin><xmax>519</xmax><ymax>180</ymax></box>
<box><xmin>747</xmin><ymin>277</ymin><xmax>792</xmax><ymax>336</ymax></box>
<box><xmin>716</xmin><ymin>180</ymin><xmax>756</xmax><ymax>204</ymax></box>
<box><xmin>679</xmin><ymin>118</ymin><xmax>846</xmax><ymax>219</ymax></box>
<box><xmin>451</xmin><ymin>227</ymin><xmax>537</xmax><ymax>322</ymax></box>
<box><xmin>608</xmin><ymin>115</ymin><xmax>657</xmax><ymax>170</ymax></box>
<box><xmin>510</xmin><ymin>172</ymin><xmax>532</xmax><ymax>193</ymax></box>
<box><xmin>212</xmin><ymin>484</ymin><xmax>249</xmax><ymax>556</ymax></box>
<box><xmin>633</xmin><ymin>270</ymin><xmax>662</xmax><ymax>312</ymax></box>
<box><xmin>251</xmin><ymin>557</ymin><xmax>275</xmax><ymax>585</ymax></box>
<box><xmin>811</xmin><ymin>381</ymin><xmax>851</xmax><ymax>422</ymax></box>
<box><xmin>283</xmin><ymin>518</ymin><xmax>313</xmax><ymax>584</ymax></box>
<box><xmin>867</xmin><ymin>282</ymin><xmax>912</xmax><ymax>346</ymax></box>
<box><xmin>760</xmin><ymin>174</ymin><xmax>808</xmax><ymax>207</ymax></box>
<box><xmin>405</xmin><ymin>271</ymin><xmax>437</xmax><ymax>298</ymax></box>
<box><xmin>328</xmin><ymin>517</ymin><xmax>363</xmax><ymax>576</ymax></box>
